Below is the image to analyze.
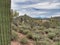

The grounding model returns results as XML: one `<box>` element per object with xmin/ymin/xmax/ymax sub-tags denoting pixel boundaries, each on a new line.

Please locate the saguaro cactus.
<box><xmin>0</xmin><ymin>0</ymin><xmax>10</xmax><ymax>45</ymax></box>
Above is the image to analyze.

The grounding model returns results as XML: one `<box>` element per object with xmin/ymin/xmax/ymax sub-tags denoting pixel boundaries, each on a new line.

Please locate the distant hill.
<box><xmin>50</xmin><ymin>16</ymin><xmax>60</xmax><ymax>21</ymax></box>
<box><xmin>12</xmin><ymin>15</ymin><xmax>60</xmax><ymax>29</ymax></box>
<box><xmin>16</xmin><ymin>15</ymin><xmax>33</xmax><ymax>21</ymax></box>
<box><xmin>12</xmin><ymin>15</ymin><xmax>41</xmax><ymax>27</ymax></box>
<box><xmin>52</xmin><ymin>16</ymin><xmax>60</xmax><ymax>19</ymax></box>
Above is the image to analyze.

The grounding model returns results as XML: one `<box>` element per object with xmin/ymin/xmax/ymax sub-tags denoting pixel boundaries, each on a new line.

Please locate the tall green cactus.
<box><xmin>0</xmin><ymin>0</ymin><xmax>10</xmax><ymax>45</ymax></box>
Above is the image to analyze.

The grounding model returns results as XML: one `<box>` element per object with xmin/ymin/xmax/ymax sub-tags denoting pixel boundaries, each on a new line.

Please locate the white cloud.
<box><xmin>11</xmin><ymin>0</ymin><xmax>27</xmax><ymax>2</ymax></box>
<box><xmin>11</xmin><ymin>0</ymin><xmax>60</xmax><ymax>18</ymax></box>
<box><xmin>16</xmin><ymin>0</ymin><xmax>29</xmax><ymax>2</ymax></box>
<box><xmin>32</xmin><ymin>11</ymin><xmax>47</xmax><ymax>14</ymax></box>
<box><xmin>36</xmin><ymin>3</ymin><xmax>60</xmax><ymax>9</ymax></box>
<box><xmin>19</xmin><ymin>2</ymin><xmax>60</xmax><ymax>9</ymax></box>
<box><xmin>11</xmin><ymin>0</ymin><xmax>60</xmax><ymax>10</ymax></box>
<box><xmin>18</xmin><ymin>9</ymin><xmax>47</xmax><ymax>17</ymax></box>
<box><xmin>51</xmin><ymin>12</ymin><xmax>60</xmax><ymax>17</ymax></box>
<box><xmin>52</xmin><ymin>14</ymin><xmax>60</xmax><ymax>17</ymax></box>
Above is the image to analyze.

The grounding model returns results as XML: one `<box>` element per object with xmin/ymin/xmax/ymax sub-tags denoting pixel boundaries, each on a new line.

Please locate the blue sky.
<box><xmin>11</xmin><ymin>0</ymin><xmax>60</xmax><ymax>18</ymax></box>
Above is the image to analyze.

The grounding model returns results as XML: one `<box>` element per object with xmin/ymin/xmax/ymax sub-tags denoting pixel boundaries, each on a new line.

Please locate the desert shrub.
<box><xmin>27</xmin><ymin>33</ymin><xmax>40</xmax><ymax>41</ymax></box>
<box><xmin>34</xmin><ymin>41</ymin><xmax>51</xmax><ymax>45</ymax></box>
<box><xmin>27</xmin><ymin>33</ymin><xmax>33</xmax><ymax>39</ymax></box>
<box><xmin>54</xmin><ymin>29</ymin><xmax>60</xmax><ymax>37</ymax></box>
<box><xmin>50</xmin><ymin>23</ymin><xmax>56</xmax><ymax>28</ymax></box>
<box><xmin>11</xmin><ymin>25</ymin><xmax>17</xmax><ymax>31</ymax></box>
<box><xmin>42</xmin><ymin>21</ymin><xmax>50</xmax><ymax>28</ymax></box>
<box><xmin>19</xmin><ymin>29</ymin><xmax>30</xmax><ymax>35</ymax></box>
<box><xmin>32</xmin><ymin>34</ymin><xmax>40</xmax><ymax>41</ymax></box>
<box><xmin>57</xmin><ymin>33</ymin><xmax>60</xmax><ymax>37</ymax></box>
<box><xmin>39</xmin><ymin>26</ymin><xmax>45</xmax><ymax>30</ymax></box>
<box><xmin>47</xmin><ymin>33</ymin><xmax>56</xmax><ymax>40</ymax></box>
<box><xmin>34</xmin><ymin>30</ymin><xmax>41</xmax><ymax>34</ymax></box>
<box><xmin>56</xmin><ymin>41</ymin><xmax>60</xmax><ymax>45</ymax></box>
<box><xmin>56</xmin><ymin>26</ymin><xmax>60</xmax><ymax>29</ymax></box>
<box><xmin>19</xmin><ymin>29</ymin><xmax>23</xmax><ymax>33</ymax></box>
<box><xmin>11</xmin><ymin>31</ymin><xmax>19</xmax><ymax>41</ymax></box>
<box><xmin>53</xmin><ymin>37</ymin><xmax>60</xmax><ymax>42</ymax></box>
<box><xmin>58</xmin><ymin>42</ymin><xmax>60</xmax><ymax>45</ymax></box>
<box><xmin>22</xmin><ymin>30</ymin><xmax>30</xmax><ymax>34</ymax></box>
<box><xmin>20</xmin><ymin>38</ymin><xmax>28</xmax><ymax>44</ymax></box>
<box><xmin>44</xmin><ymin>28</ymin><xmax>54</xmax><ymax>34</ymax></box>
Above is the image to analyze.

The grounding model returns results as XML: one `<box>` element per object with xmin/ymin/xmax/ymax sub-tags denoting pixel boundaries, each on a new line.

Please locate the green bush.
<box><xmin>11</xmin><ymin>31</ymin><xmax>19</xmax><ymax>41</ymax></box>
<box><xmin>22</xmin><ymin>30</ymin><xmax>30</xmax><ymax>34</ymax></box>
<box><xmin>19</xmin><ymin>29</ymin><xmax>30</xmax><ymax>35</ymax></box>
<box><xmin>42</xmin><ymin>21</ymin><xmax>50</xmax><ymax>28</ymax></box>
<box><xmin>53</xmin><ymin>37</ymin><xmax>60</xmax><ymax>42</ymax></box>
<box><xmin>54</xmin><ymin>29</ymin><xmax>60</xmax><ymax>37</ymax></box>
<box><xmin>47</xmin><ymin>33</ymin><xmax>56</xmax><ymax>40</ymax></box>
<box><xmin>56</xmin><ymin>42</ymin><xmax>60</xmax><ymax>45</ymax></box>
<box><xmin>34</xmin><ymin>41</ymin><xmax>51</xmax><ymax>45</ymax></box>
<box><xmin>32</xmin><ymin>34</ymin><xmax>40</xmax><ymax>41</ymax></box>
<box><xmin>27</xmin><ymin>33</ymin><xmax>40</xmax><ymax>41</ymax></box>
<box><xmin>11</xmin><ymin>25</ymin><xmax>17</xmax><ymax>31</ymax></box>
<box><xmin>19</xmin><ymin>29</ymin><xmax>23</xmax><ymax>33</ymax></box>
<box><xmin>44</xmin><ymin>28</ymin><xmax>54</xmax><ymax>34</ymax></box>
<box><xmin>27</xmin><ymin>32</ymin><xmax>32</xmax><ymax>39</ymax></box>
<box><xmin>38</xmin><ymin>26</ymin><xmax>45</xmax><ymax>30</ymax></box>
<box><xmin>20</xmin><ymin>38</ymin><xmax>28</xmax><ymax>44</ymax></box>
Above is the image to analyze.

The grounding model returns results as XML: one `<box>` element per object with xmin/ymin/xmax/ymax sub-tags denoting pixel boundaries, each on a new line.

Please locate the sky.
<box><xmin>11</xmin><ymin>0</ymin><xmax>60</xmax><ymax>18</ymax></box>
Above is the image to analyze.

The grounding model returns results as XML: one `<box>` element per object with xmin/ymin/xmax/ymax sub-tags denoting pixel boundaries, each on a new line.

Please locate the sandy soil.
<box><xmin>11</xmin><ymin>30</ymin><xmax>34</xmax><ymax>45</ymax></box>
<box><xmin>11</xmin><ymin>41</ymin><xmax>20</xmax><ymax>45</ymax></box>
